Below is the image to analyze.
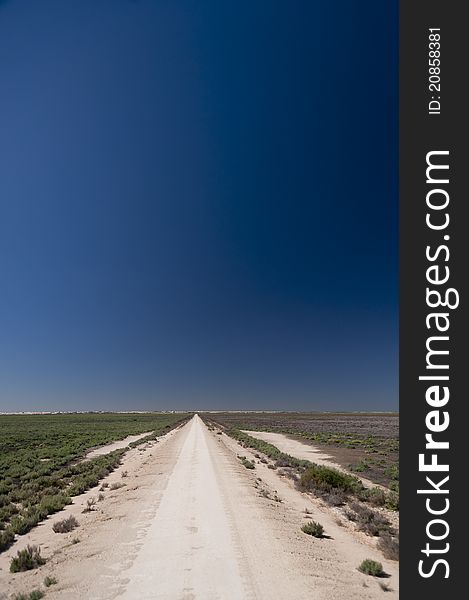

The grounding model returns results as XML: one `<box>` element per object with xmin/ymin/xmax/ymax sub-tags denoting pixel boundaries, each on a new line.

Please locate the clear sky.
<box><xmin>0</xmin><ymin>0</ymin><xmax>398</xmax><ymax>412</ymax></box>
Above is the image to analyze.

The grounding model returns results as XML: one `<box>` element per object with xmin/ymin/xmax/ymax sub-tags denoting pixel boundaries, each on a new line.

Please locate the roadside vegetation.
<box><xmin>345</xmin><ymin>501</ymin><xmax>395</xmax><ymax>537</ymax></box>
<box><xmin>52</xmin><ymin>515</ymin><xmax>78</xmax><ymax>533</ymax></box>
<box><xmin>237</xmin><ymin>455</ymin><xmax>255</xmax><ymax>469</ymax></box>
<box><xmin>377</xmin><ymin>532</ymin><xmax>399</xmax><ymax>560</ymax></box>
<box><xmin>205</xmin><ymin>422</ymin><xmax>399</xmax><ymax>553</ymax></box>
<box><xmin>203</xmin><ymin>412</ymin><xmax>399</xmax><ymax>489</ymax></box>
<box><xmin>358</xmin><ymin>559</ymin><xmax>385</xmax><ymax>577</ymax></box>
<box><xmin>226</xmin><ymin>429</ymin><xmax>399</xmax><ymax>510</ymax></box>
<box><xmin>10</xmin><ymin>545</ymin><xmax>46</xmax><ymax>572</ymax></box>
<box><xmin>301</xmin><ymin>521</ymin><xmax>324</xmax><ymax>538</ymax></box>
<box><xmin>224</xmin><ymin>427</ymin><xmax>397</xmax><ymax>511</ymax></box>
<box><xmin>13</xmin><ymin>591</ymin><xmax>44</xmax><ymax>600</ymax></box>
<box><xmin>0</xmin><ymin>412</ymin><xmax>190</xmax><ymax>553</ymax></box>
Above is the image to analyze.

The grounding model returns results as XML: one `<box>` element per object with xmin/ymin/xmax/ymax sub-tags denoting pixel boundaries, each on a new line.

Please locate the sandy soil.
<box><xmin>242</xmin><ymin>430</ymin><xmax>338</xmax><ymax>466</ymax></box>
<box><xmin>242</xmin><ymin>430</ymin><xmax>384</xmax><ymax>489</ymax></box>
<box><xmin>0</xmin><ymin>416</ymin><xmax>398</xmax><ymax>600</ymax></box>
<box><xmin>84</xmin><ymin>432</ymin><xmax>153</xmax><ymax>459</ymax></box>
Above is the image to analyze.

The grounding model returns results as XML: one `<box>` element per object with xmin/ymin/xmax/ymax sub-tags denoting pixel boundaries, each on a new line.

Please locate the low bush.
<box><xmin>229</xmin><ymin>430</ymin><xmax>309</xmax><ymax>470</ymax></box>
<box><xmin>110</xmin><ymin>482</ymin><xmax>125</xmax><ymax>490</ymax></box>
<box><xmin>320</xmin><ymin>490</ymin><xmax>347</xmax><ymax>507</ymax></box>
<box><xmin>13</xmin><ymin>591</ymin><xmax>44</xmax><ymax>600</ymax></box>
<box><xmin>377</xmin><ymin>532</ymin><xmax>399</xmax><ymax>560</ymax></box>
<box><xmin>300</xmin><ymin>465</ymin><xmax>362</xmax><ymax>495</ymax></box>
<box><xmin>0</xmin><ymin>528</ymin><xmax>15</xmax><ymax>551</ymax></box>
<box><xmin>385</xmin><ymin>491</ymin><xmax>399</xmax><ymax>511</ymax></box>
<box><xmin>44</xmin><ymin>575</ymin><xmax>58</xmax><ymax>587</ymax></box>
<box><xmin>242</xmin><ymin>458</ymin><xmax>255</xmax><ymax>470</ymax></box>
<box><xmin>0</xmin><ymin>502</ymin><xmax>19</xmax><ymax>522</ymax></box>
<box><xmin>10</xmin><ymin>545</ymin><xmax>46</xmax><ymax>573</ymax></box>
<box><xmin>52</xmin><ymin>515</ymin><xmax>79</xmax><ymax>533</ymax></box>
<box><xmin>82</xmin><ymin>498</ymin><xmax>97</xmax><ymax>513</ymax></box>
<box><xmin>301</xmin><ymin>521</ymin><xmax>324</xmax><ymax>538</ymax></box>
<box><xmin>358</xmin><ymin>487</ymin><xmax>399</xmax><ymax>512</ymax></box>
<box><xmin>358</xmin><ymin>559</ymin><xmax>385</xmax><ymax>577</ymax></box>
<box><xmin>10</xmin><ymin>514</ymin><xmax>40</xmax><ymax>536</ymax></box>
<box><xmin>225</xmin><ymin>427</ymin><xmax>399</xmax><ymax>516</ymax></box>
<box><xmin>348</xmin><ymin>502</ymin><xmax>393</xmax><ymax>537</ymax></box>
<box><xmin>359</xmin><ymin>487</ymin><xmax>387</xmax><ymax>507</ymax></box>
<box><xmin>38</xmin><ymin>494</ymin><xmax>71</xmax><ymax>515</ymax></box>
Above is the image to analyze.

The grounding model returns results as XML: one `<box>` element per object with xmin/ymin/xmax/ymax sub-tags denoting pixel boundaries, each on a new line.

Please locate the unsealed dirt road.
<box><xmin>118</xmin><ymin>415</ymin><xmax>252</xmax><ymax>599</ymax></box>
<box><xmin>1</xmin><ymin>415</ymin><xmax>398</xmax><ymax>600</ymax></box>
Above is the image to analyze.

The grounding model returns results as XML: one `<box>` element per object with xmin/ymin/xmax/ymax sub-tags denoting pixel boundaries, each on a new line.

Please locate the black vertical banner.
<box><xmin>400</xmin><ymin>1</ymin><xmax>466</xmax><ymax>597</ymax></box>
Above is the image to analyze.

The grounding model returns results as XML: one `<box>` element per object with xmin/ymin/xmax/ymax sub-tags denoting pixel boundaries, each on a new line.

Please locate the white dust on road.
<box><xmin>116</xmin><ymin>415</ymin><xmax>252</xmax><ymax>600</ymax></box>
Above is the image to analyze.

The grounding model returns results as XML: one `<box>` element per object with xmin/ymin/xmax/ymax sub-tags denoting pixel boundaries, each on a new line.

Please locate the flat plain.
<box><xmin>0</xmin><ymin>413</ymin><xmax>399</xmax><ymax>600</ymax></box>
<box><xmin>205</xmin><ymin>412</ymin><xmax>399</xmax><ymax>488</ymax></box>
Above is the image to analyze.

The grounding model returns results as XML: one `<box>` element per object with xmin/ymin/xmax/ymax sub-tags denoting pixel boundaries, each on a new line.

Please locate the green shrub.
<box><xmin>38</xmin><ymin>494</ymin><xmax>71</xmax><ymax>515</ymax></box>
<box><xmin>229</xmin><ymin>430</ymin><xmax>308</xmax><ymax>469</ymax></box>
<box><xmin>68</xmin><ymin>476</ymin><xmax>96</xmax><ymax>496</ymax></box>
<box><xmin>10</xmin><ymin>514</ymin><xmax>40</xmax><ymax>536</ymax></box>
<box><xmin>0</xmin><ymin>502</ymin><xmax>19</xmax><ymax>522</ymax></box>
<box><xmin>301</xmin><ymin>521</ymin><xmax>324</xmax><ymax>538</ymax></box>
<box><xmin>385</xmin><ymin>491</ymin><xmax>399</xmax><ymax>511</ymax></box>
<box><xmin>351</xmin><ymin>461</ymin><xmax>369</xmax><ymax>473</ymax></box>
<box><xmin>385</xmin><ymin>465</ymin><xmax>399</xmax><ymax>481</ymax></box>
<box><xmin>359</xmin><ymin>487</ymin><xmax>387</xmax><ymax>507</ymax></box>
<box><xmin>44</xmin><ymin>575</ymin><xmax>58</xmax><ymax>587</ymax></box>
<box><xmin>0</xmin><ymin>528</ymin><xmax>15</xmax><ymax>552</ymax></box>
<box><xmin>358</xmin><ymin>559</ymin><xmax>385</xmax><ymax>577</ymax></box>
<box><xmin>300</xmin><ymin>465</ymin><xmax>362</xmax><ymax>494</ymax></box>
<box><xmin>14</xmin><ymin>591</ymin><xmax>45</xmax><ymax>600</ymax></box>
<box><xmin>242</xmin><ymin>458</ymin><xmax>255</xmax><ymax>470</ymax></box>
<box><xmin>52</xmin><ymin>515</ymin><xmax>78</xmax><ymax>533</ymax></box>
<box><xmin>10</xmin><ymin>545</ymin><xmax>46</xmax><ymax>572</ymax></box>
<box><xmin>358</xmin><ymin>487</ymin><xmax>399</xmax><ymax>511</ymax></box>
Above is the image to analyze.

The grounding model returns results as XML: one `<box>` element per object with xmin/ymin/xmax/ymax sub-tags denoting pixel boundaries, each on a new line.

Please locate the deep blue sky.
<box><xmin>0</xmin><ymin>0</ymin><xmax>398</xmax><ymax>412</ymax></box>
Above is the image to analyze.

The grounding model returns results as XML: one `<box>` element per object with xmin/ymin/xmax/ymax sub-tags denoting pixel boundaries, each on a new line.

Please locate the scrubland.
<box><xmin>0</xmin><ymin>413</ymin><xmax>398</xmax><ymax>599</ymax></box>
